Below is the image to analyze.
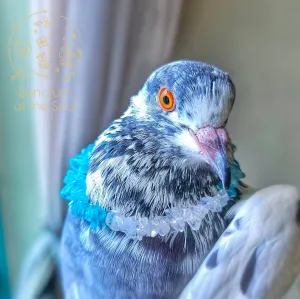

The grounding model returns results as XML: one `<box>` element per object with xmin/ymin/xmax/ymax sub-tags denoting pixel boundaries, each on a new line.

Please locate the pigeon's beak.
<box><xmin>190</xmin><ymin>126</ymin><xmax>231</xmax><ymax>190</ymax></box>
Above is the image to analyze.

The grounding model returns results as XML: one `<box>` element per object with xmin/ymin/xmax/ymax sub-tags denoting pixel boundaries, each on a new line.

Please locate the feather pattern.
<box><xmin>179</xmin><ymin>185</ymin><xmax>300</xmax><ymax>299</ymax></box>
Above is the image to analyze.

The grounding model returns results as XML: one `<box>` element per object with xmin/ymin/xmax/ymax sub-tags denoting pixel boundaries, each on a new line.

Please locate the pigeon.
<box><xmin>179</xmin><ymin>185</ymin><xmax>300</xmax><ymax>299</ymax></box>
<box><xmin>60</xmin><ymin>60</ymin><xmax>246</xmax><ymax>299</ymax></box>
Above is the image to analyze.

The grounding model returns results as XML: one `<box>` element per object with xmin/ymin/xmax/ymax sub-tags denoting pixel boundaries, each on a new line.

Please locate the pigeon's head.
<box><xmin>132</xmin><ymin>60</ymin><xmax>235</xmax><ymax>189</ymax></box>
<box><xmin>87</xmin><ymin>60</ymin><xmax>241</xmax><ymax>218</ymax></box>
<box><xmin>136</xmin><ymin>61</ymin><xmax>234</xmax><ymax>131</ymax></box>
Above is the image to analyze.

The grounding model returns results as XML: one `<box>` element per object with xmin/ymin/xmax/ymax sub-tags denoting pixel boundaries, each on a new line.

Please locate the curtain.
<box><xmin>0</xmin><ymin>1</ymin><xmax>41</xmax><ymax>297</ymax></box>
<box><xmin>15</xmin><ymin>1</ymin><xmax>183</xmax><ymax>298</ymax></box>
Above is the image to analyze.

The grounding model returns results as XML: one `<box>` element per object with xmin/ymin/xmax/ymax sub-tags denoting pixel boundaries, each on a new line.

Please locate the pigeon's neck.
<box><xmin>61</xmin><ymin>140</ymin><xmax>245</xmax><ymax>237</ymax></box>
<box><xmin>87</xmin><ymin>142</ymin><xmax>222</xmax><ymax>218</ymax></box>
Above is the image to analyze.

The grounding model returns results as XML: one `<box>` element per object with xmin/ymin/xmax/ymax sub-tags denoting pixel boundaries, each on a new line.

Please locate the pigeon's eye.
<box><xmin>158</xmin><ymin>88</ymin><xmax>175</xmax><ymax>111</ymax></box>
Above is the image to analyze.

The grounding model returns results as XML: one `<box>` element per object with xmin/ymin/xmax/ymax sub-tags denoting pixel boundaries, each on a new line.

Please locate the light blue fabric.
<box><xmin>60</xmin><ymin>143</ymin><xmax>107</xmax><ymax>229</ymax></box>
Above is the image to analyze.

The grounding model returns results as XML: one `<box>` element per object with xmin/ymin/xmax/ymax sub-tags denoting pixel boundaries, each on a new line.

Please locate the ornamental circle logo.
<box><xmin>8</xmin><ymin>10</ymin><xmax>82</xmax><ymax>83</ymax></box>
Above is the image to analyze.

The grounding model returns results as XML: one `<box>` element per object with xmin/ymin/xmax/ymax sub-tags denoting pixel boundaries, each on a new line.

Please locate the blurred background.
<box><xmin>0</xmin><ymin>0</ymin><xmax>300</xmax><ymax>298</ymax></box>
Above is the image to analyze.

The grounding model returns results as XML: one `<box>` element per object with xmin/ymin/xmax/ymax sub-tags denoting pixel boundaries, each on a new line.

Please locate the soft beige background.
<box><xmin>173</xmin><ymin>1</ymin><xmax>300</xmax><ymax>297</ymax></box>
<box><xmin>173</xmin><ymin>0</ymin><xmax>300</xmax><ymax>190</ymax></box>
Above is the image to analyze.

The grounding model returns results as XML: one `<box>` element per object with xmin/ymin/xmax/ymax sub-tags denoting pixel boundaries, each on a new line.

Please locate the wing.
<box><xmin>180</xmin><ymin>185</ymin><xmax>300</xmax><ymax>299</ymax></box>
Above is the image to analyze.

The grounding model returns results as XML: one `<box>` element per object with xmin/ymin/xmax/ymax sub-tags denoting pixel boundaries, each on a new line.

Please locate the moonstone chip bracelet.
<box><xmin>105</xmin><ymin>189</ymin><xmax>230</xmax><ymax>239</ymax></box>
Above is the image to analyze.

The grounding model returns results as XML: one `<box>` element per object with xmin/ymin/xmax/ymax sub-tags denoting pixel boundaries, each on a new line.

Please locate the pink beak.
<box><xmin>191</xmin><ymin>126</ymin><xmax>231</xmax><ymax>189</ymax></box>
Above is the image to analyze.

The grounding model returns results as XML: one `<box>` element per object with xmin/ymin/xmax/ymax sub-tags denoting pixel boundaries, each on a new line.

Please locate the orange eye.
<box><xmin>158</xmin><ymin>88</ymin><xmax>175</xmax><ymax>111</ymax></box>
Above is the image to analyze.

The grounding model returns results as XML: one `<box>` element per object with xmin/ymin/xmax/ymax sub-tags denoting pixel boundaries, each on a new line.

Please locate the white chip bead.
<box><xmin>104</xmin><ymin>190</ymin><xmax>230</xmax><ymax>239</ymax></box>
<box><xmin>121</xmin><ymin>217</ymin><xmax>136</xmax><ymax>236</ymax></box>
<box><xmin>158</xmin><ymin>219</ymin><xmax>170</xmax><ymax>236</ymax></box>
<box><xmin>182</xmin><ymin>208</ymin><xmax>193</xmax><ymax>222</ymax></box>
<box><xmin>115</xmin><ymin>215</ymin><xmax>125</xmax><ymax>229</ymax></box>
<box><xmin>137</xmin><ymin>217</ymin><xmax>150</xmax><ymax>237</ymax></box>
<box><xmin>191</xmin><ymin>205</ymin><xmax>207</xmax><ymax>221</ymax></box>
<box><xmin>171</xmin><ymin>206</ymin><xmax>182</xmax><ymax>219</ymax></box>
<box><xmin>105</xmin><ymin>212</ymin><xmax>119</xmax><ymax>231</ymax></box>
<box><xmin>165</xmin><ymin>207</ymin><xmax>185</xmax><ymax>232</ymax></box>
<box><xmin>206</xmin><ymin>196</ymin><xmax>218</xmax><ymax>212</ymax></box>
<box><xmin>220</xmin><ymin>191</ymin><xmax>230</xmax><ymax>207</ymax></box>
<box><xmin>147</xmin><ymin>219</ymin><xmax>158</xmax><ymax>237</ymax></box>
<box><xmin>170</xmin><ymin>218</ymin><xmax>185</xmax><ymax>232</ymax></box>
<box><xmin>187</xmin><ymin>219</ymin><xmax>201</xmax><ymax>231</ymax></box>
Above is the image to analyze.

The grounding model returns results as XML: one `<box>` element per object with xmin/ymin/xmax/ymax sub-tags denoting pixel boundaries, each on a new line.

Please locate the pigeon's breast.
<box><xmin>61</xmin><ymin>210</ymin><xmax>228</xmax><ymax>299</ymax></box>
